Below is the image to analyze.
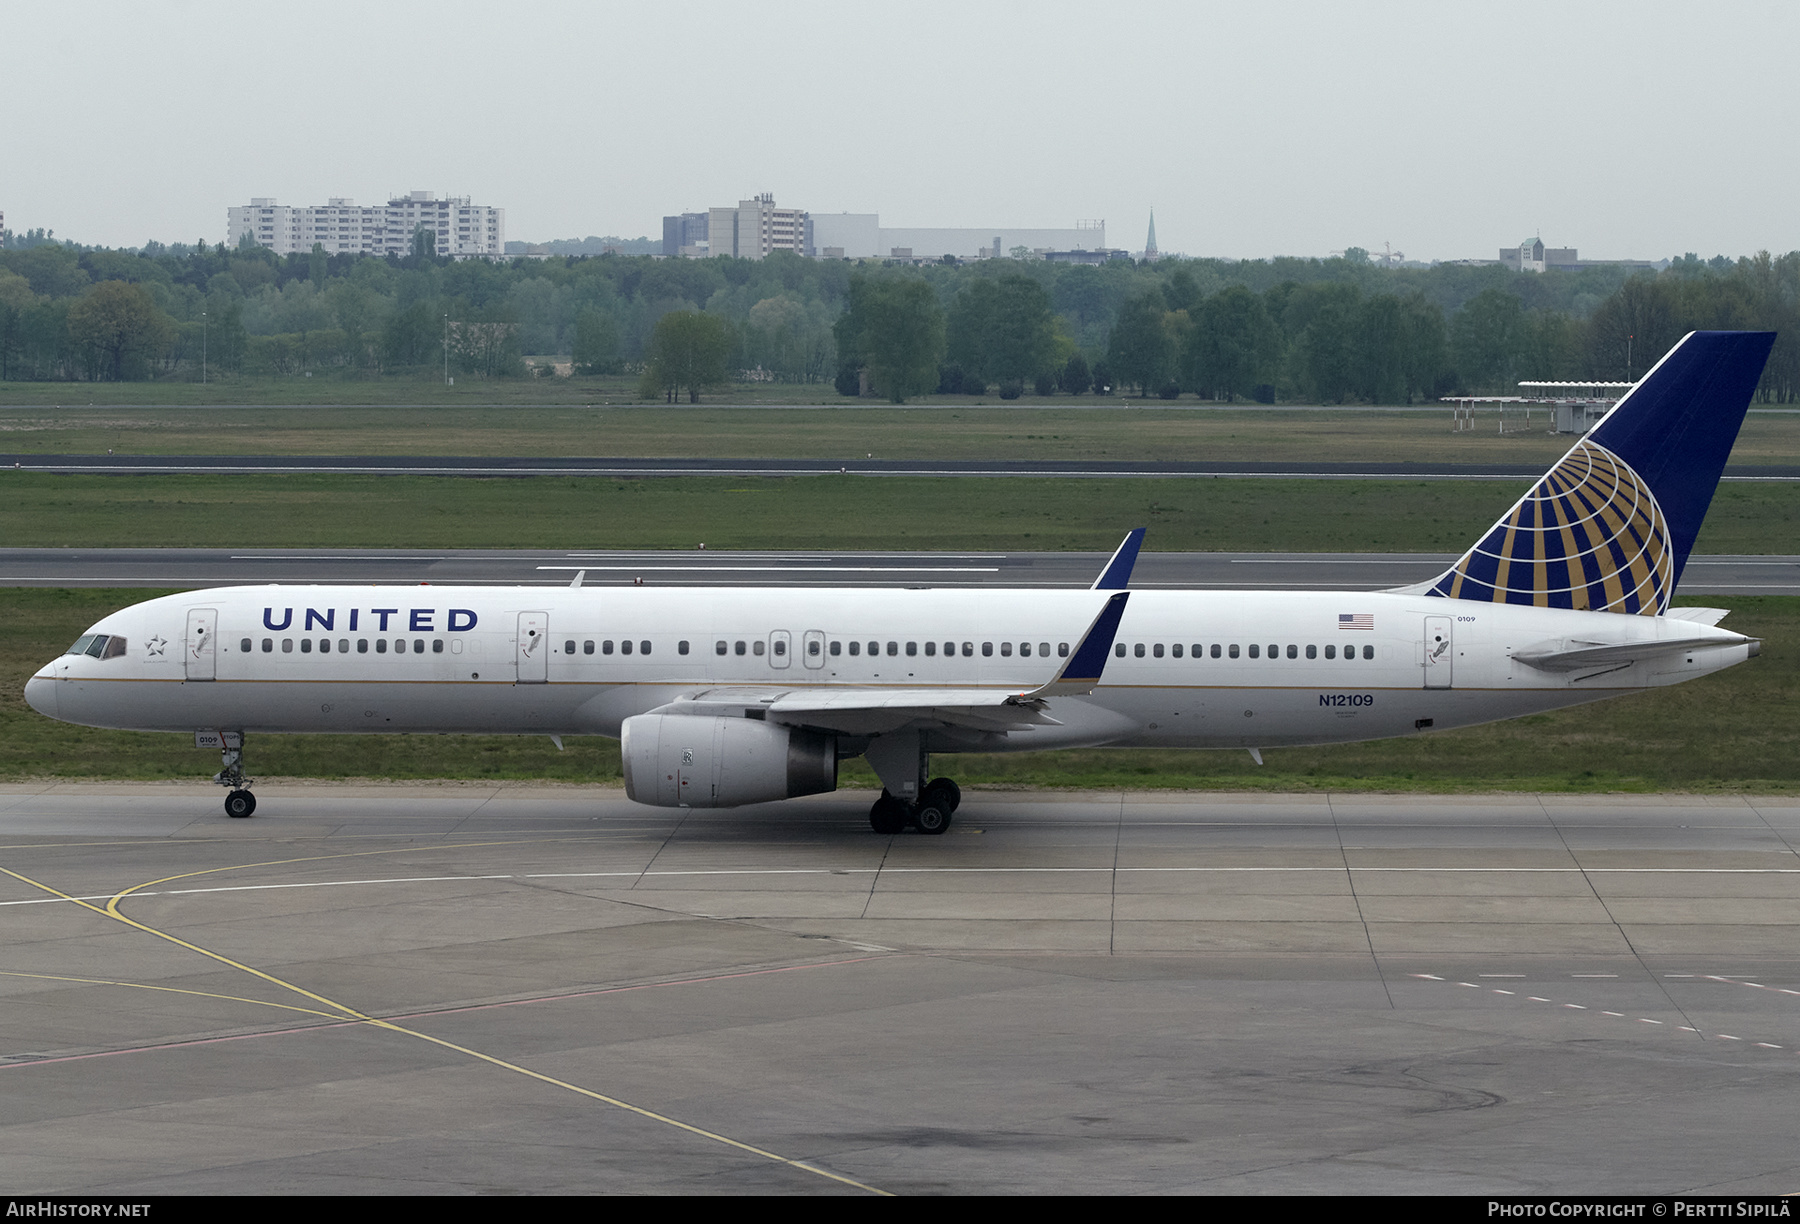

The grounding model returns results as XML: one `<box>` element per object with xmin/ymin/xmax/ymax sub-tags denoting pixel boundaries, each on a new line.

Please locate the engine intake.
<box><xmin>621</xmin><ymin>713</ymin><xmax>837</xmax><ymax>808</ymax></box>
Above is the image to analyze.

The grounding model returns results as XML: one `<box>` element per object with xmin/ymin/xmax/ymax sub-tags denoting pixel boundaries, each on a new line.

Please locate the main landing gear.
<box><xmin>869</xmin><ymin>777</ymin><xmax>961</xmax><ymax>836</ymax></box>
<box><xmin>213</xmin><ymin>736</ymin><xmax>256</xmax><ymax>819</ymax></box>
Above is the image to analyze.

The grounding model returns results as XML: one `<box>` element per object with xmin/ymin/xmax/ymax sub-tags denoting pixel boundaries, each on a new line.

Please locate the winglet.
<box><xmin>1091</xmin><ymin>529</ymin><xmax>1146</xmax><ymax>590</ymax></box>
<box><xmin>1018</xmin><ymin>591</ymin><xmax>1130</xmax><ymax>699</ymax></box>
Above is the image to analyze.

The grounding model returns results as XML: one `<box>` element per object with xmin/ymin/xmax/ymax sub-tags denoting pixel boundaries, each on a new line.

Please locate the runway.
<box><xmin>3</xmin><ymin>784</ymin><xmax>1799</xmax><ymax>1194</ymax></box>
<box><xmin>2</xmin><ymin>546</ymin><xmax>1797</xmax><ymax>595</ymax></box>
<box><xmin>9</xmin><ymin>453</ymin><xmax>1800</xmax><ymax>480</ymax></box>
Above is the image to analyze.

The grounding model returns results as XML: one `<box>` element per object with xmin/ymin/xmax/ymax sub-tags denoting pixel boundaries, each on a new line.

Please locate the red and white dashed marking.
<box><xmin>1409</xmin><ymin>972</ymin><xmax>1798</xmax><ymax>1051</ymax></box>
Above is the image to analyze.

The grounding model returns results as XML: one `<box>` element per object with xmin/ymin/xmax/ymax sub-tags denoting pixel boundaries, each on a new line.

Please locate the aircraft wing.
<box><xmin>644</xmin><ymin>592</ymin><xmax>1130</xmax><ymax>735</ymax></box>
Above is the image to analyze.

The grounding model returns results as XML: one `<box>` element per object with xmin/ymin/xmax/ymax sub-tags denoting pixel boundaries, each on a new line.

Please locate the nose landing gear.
<box><xmin>211</xmin><ymin>734</ymin><xmax>256</xmax><ymax>818</ymax></box>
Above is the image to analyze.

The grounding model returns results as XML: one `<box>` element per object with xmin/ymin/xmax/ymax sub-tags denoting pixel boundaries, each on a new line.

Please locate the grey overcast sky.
<box><xmin>5</xmin><ymin>0</ymin><xmax>1795</xmax><ymax>262</ymax></box>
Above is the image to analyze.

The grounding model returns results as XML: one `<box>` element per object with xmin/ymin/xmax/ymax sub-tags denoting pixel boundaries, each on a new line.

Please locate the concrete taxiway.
<box><xmin>3</xmin><ymin>784</ymin><xmax>1799</xmax><ymax>1194</ymax></box>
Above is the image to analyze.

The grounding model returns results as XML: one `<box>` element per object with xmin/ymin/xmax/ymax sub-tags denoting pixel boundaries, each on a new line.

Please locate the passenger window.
<box><xmin>263</xmin><ymin>639</ymin><xmax>274</xmax><ymax>653</ymax></box>
<box><xmin>396</xmin><ymin>639</ymin><xmax>408</xmax><ymax>654</ymax></box>
<box><xmin>924</xmin><ymin>641</ymin><xmax>936</xmax><ymax>656</ymax></box>
<box><xmin>414</xmin><ymin>639</ymin><xmax>425</xmax><ymax>654</ymax></box>
<box><xmin>1228</xmin><ymin>644</ymin><xmax>1239</xmax><ymax>658</ymax></box>
<box><xmin>963</xmin><ymin>642</ymin><xmax>974</xmax><ymax>657</ymax></box>
<box><xmin>641</xmin><ymin>641</ymin><xmax>652</xmax><ymax>655</ymax></box>
<box><xmin>1153</xmin><ymin>644</ymin><xmax>1164</xmax><ymax>658</ymax></box>
<box><xmin>585</xmin><ymin>641</ymin><xmax>595</xmax><ymax>655</ymax></box>
<box><xmin>945</xmin><ymin>641</ymin><xmax>955</xmax><ymax>656</ymax></box>
<box><xmin>716</xmin><ymin>641</ymin><xmax>727</xmax><ymax>655</ymax></box>
<box><xmin>321</xmin><ymin>639</ymin><xmax>332</xmax><ymax>653</ymax></box>
<box><xmin>623</xmin><ymin>640</ymin><xmax>634</xmax><ymax>655</ymax></box>
<box><xmin>1171</xmin><ymin>644</ymin><xmax>1182</xmax><ymax>658</ymax></box>
<box><xmin>240</xmin><ymin>638</ymin><xmax>252</xmax><ymax>653</ymax></box>
<box><xmin>808</xmin><ymin>640</ymin><xmax>820</xmax><ymax>656</ymax></box>
<box><xmin>733</xmin><ymin>641</ymin><xmax>744</xmax><ymax>655</ymax></box>
<box><xmin>983</xmin><ymin>642</ymin><xmax>994</xmax><ymax>657</ymax></box>
<box><xmin>868</xmin><ymin>641</ymin><xmax>879</xmax><ymax>656</ymax></box>
<box><xmin>849</xmin><ymin>641</ymin><xmax>860</xmax><ymax>656</ymax></box>
<box><xmin>1268</xmin><ymin>644</ymin><xmax>1278</xmax><ymax>658</ymax></box>
<box><xmin>830</xmin><ymin>641</ymin><xmax>841</xmax><ymax>656</ymax></box>
<box><xmin>432</xmin><ymin>640</ymin><xmax>443</xmax><ymax>654</ymax></box>
<box><xmin>1114</xmin><ymin>643</ymin><xmax>1125</xmax><ymax>657</ymax></box>
<box><xmin>1133</xmin><ymin>643</ymin><xmax>1145</xmax><ymax>658</ymax></box>
<box><xmin>564</xmin><ymin>640</ymin><xmax>576</xmax><ymax>654</ymax></box>
<box><xmin>679</xmin><ymin>641</ymin><xmax>689</xmax><ymax>655</ymax></box>
<box><xmin>1001</xmin><ymin>642</ymin><xmax>1013</xmax><ymax>657</ymax></box>
<box><xmin>374</xmin><ymin>640</ymin><xmax>385</xmax><ymax>654</ymax></box>
<box><xmin>773</xmin><ymin>640</ymin><xmax>785</xmax><ymax>656</ymax></box>
<box><xmin>1325</xmin><ymin>644</ymin><xmax>1336</xmax><ymax>659</ymax></box>
<box><xmin>605</xmin><ymin>640</ymin><xmax>616</xmax><ymax>655</ymax></box>
<box><xmin>1210</xmin><ymin>644</ymin><xmax>1221</xmax><ymax>659</ymax></box>
<box><xmin>751</xmin><ymin>641</ymin><xmax>763</xmax><ymax>656</ymax></box>
<box><xmin>1020</xmin><ymin>642</ymin><xmax>1031</xmax><ymax>657</ymax></box>
<box><xmin>1058</xmin><ymin>643</ymin><xmax>1068</xmax><ymax>657</ymax></box>
<box><xmin>1306</xmin><ymin>645</ymin><xmax>1317</xmax><ymax>659</ymax></box>
<box><xmin>1363</xmin><ymin>645</ymin><xmax>1374</xmax><ymax>660</ymax></box>
<box><xmin>904</xmin><ymin>641</ymin><xmax>916</xmax><ymax>657</ymax></box>
<box><xmin>886</xmin><ymin>642</ymin><xmax>898</xmax><ymax>657</ymax></box>
<box><xmin>1287</xmin><ymin>645</ymin><xmax>1297</xmax><ymax>659</ymax></box>
<box><xmin>1247</xmin><ymin>644</ymin><xmax>1258</xmax><ymax>659</ymax></box>
<box><xmin>339</xmin><ymin>639</ymin><xmax>349</xmax><ymax>653</ymax></box>
<box><xmin>357</xmin><ymin>639</ymin><xmax>368</xmax><ymax>654</ymax></box>
<box><xmin>301</xmin><ymin>639</ymin><xmax>313</xmax><ymax>654</ymax></box>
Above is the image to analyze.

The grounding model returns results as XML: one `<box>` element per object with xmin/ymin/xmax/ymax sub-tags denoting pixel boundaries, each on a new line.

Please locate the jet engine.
<box><xmin>621</xmin><ymin>713</ymin><xmax>837</xmax><ymax>808</ymax></box>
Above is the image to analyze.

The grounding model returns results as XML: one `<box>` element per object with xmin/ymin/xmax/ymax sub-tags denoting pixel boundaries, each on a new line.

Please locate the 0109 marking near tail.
<box><xmin>25</xmin><ymin>332</ymin><xmax>1777</xmax><ymax>831</ymax></box>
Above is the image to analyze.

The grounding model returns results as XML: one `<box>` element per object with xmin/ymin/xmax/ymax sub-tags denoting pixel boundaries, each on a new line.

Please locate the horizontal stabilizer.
<box><xmin>1513</xmin><ymin>633</ymin><xmax>1750</xmax><ymax>673</ymax></box>
<box><xmin>1665</xmin><ymin>607</ymin><xmax>1731</xmax><ymax>627</ymax></box>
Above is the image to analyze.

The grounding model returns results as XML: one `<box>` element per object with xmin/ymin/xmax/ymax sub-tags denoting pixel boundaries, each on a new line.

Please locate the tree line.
<box><xmin>1</xmin><ymin>235</ymin><xmax>1794</xmax><ymax>403</ymax></box>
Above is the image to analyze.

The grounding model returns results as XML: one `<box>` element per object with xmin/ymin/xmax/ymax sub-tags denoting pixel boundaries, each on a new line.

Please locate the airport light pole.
<box><xmin>201</xmin><ymin>311</ymin><xmax>207</xmax><ymax>385</ymax></box>
<box><xmin>443</xmin><ymin>314</ymin><xmax>449</xmax><ymax>385</ymax></box>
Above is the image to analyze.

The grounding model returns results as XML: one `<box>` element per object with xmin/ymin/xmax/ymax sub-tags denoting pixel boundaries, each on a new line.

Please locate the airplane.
<box><xmin>24</xmin><ymin>330</ymin><xmax>1777</xmax><ymax>833</ymax></box>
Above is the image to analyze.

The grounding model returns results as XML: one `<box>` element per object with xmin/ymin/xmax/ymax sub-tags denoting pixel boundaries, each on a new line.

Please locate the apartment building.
<box><xmin>228</xmin><ymin>192</ymin><xmax>505</xmax><ymax>258</ymax></box>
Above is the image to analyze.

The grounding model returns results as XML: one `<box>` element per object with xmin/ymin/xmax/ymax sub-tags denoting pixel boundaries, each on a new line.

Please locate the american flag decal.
<box><xmin>1338</xmin><ymin>613</ymin><xmax>1373</xmax><ymax>631</ymax></box>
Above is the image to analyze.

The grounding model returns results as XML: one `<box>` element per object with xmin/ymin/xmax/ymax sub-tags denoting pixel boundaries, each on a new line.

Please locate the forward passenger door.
<box><xmin>185</xmin><ymin>608</ymin><xmax>217</xmax><ymax>681</ymax></box>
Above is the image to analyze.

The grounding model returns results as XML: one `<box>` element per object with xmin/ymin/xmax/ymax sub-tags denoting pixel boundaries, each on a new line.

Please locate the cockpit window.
<box><xmin>66</xmin><ymin>634</ymin><xmax>128</xmax><ymax>659</ymax></box>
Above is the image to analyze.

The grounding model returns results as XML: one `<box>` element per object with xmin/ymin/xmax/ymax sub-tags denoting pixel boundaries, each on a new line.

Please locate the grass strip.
<box><xmin>4</xmin><ymin>472</ymin><xmax>1799</xmax><ymax>554</ymax></box>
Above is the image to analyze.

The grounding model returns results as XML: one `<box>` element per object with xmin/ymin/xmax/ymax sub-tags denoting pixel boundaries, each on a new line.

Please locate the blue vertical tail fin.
<box><xmin>1414</xmin><ymin>330</ymin><xmax>1775</xmax><ymax>615</ymax></box>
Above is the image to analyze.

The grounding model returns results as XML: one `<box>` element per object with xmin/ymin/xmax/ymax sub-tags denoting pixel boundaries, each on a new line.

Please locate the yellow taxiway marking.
<box><xmin>0</xmin><ymin>852</ymin><xmax>889</xmax><ymax>1196</ymax></box>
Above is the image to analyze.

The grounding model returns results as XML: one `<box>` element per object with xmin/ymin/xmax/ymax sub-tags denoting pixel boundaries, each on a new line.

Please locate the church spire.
<box><xmin>1144</xmin><ymin>209</ymin><xmax>1159</xmax><ymax>261</ymax></box>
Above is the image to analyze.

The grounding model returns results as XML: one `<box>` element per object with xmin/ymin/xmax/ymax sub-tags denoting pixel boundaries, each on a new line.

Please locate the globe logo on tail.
<box><xmin>1430</xmin><ymin>439</ymin><xmax>1673</xmax><ymax>616</ymax></box>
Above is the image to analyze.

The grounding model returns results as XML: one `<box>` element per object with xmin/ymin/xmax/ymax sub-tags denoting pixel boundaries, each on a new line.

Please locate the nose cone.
<box><xmin>24</xmin><ymin>667</ymin><xmax>57</xmax><ymax>720</ymax></box>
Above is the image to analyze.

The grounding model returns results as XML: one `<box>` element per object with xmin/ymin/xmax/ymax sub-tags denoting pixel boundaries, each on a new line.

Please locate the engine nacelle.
<box><xmin>621</xmin><ymin>713</ymin><xmax>837</xmax><ymax>808</ymax></box>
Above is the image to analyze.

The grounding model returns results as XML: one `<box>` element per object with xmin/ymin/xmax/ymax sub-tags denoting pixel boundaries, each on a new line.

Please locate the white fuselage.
<box><xmin>26</xmin><ymin>584</ymin><xmax>1754</xmax><ymax>753</ymax></box>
